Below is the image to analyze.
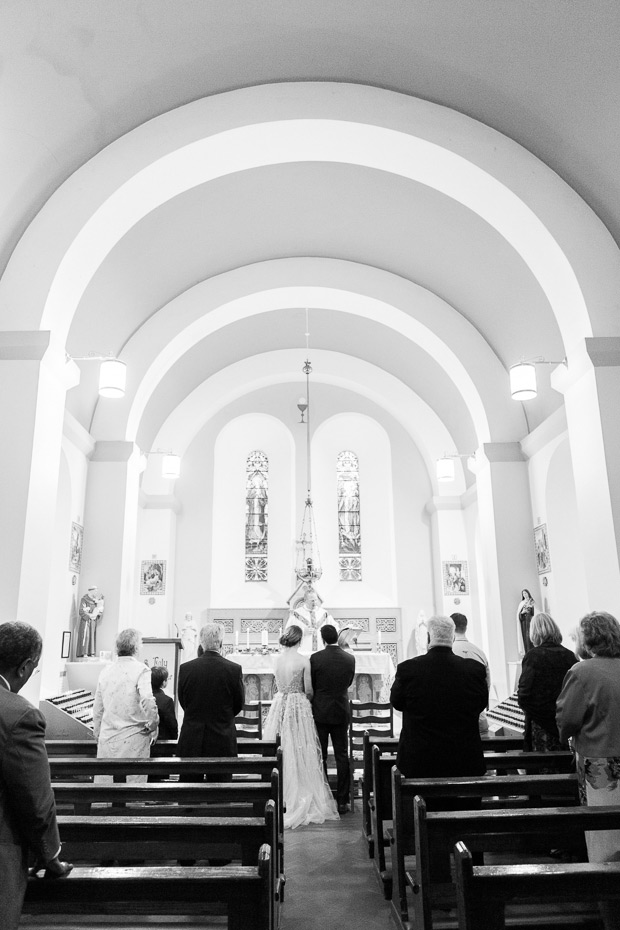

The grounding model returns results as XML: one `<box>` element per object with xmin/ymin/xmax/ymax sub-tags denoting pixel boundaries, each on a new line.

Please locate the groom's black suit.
<box><xmin>310</xmin><ymin>644</ymin><xmax>356</xmax><ymax>809</ymax></box>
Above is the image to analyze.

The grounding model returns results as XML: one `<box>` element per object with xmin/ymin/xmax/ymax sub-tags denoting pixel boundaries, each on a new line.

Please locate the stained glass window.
<box><xmin>337</xmin><ymin>450</ymin><xmax>362</xmax><ymax>581</ymax></box>
<box><xmin>245</xmin><ymin>451</ymin><xmax>268</xmax><ymax>582</ymax></box>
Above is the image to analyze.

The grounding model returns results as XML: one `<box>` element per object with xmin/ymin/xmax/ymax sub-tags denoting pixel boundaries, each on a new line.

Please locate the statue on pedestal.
<box><xmin>180</xmin><ymin>612</ymin><xmax>198</xmax><ymax>658</ymax></box>
<box><xmin>76</xmin><ymin>586</ymin><xmax>104</xmax><ymax>657</ymax></box>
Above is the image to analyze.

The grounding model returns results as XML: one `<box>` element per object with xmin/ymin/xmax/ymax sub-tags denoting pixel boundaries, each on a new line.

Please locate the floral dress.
<box><xmin>263</xmin><ymin>668</ymin><xmax>339</xmax><ymax>829</ymax></box>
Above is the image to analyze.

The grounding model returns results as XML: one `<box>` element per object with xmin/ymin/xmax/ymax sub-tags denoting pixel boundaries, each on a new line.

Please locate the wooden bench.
<box><xmin>399</xmin><ymin>800</ymin><xmax>620</xmax><ymax>930</ymax></box>
<box><xmin>23</xmin><ymin>800</ymin><xmax>277</xmax><ymax>930</ymax></box>
<box><xmin>46</xmin><ymin>738</ymin><xmax>279</xmax><ymax>757</ymax></box>
<box><xmin>369</xmin><ymin>750</ymin><xmax>573</xmax><ymax>899</ymax></box>
<box><xmin>390</xmin><ymin>768</ymin><xmax>580</xmax><ymax>923</ymax></box>
<box><xmin>454</xmin><ymin>840</ymin><xmax>620</xmax><ymax>930</ymax></box>
<box><xmin>49</xmin><ymin>756</ymin><xmax>285</xmax><ymax>903</ymax></box>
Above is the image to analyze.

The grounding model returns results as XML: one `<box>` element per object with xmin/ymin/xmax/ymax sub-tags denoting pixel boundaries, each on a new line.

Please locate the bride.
<box><xmin>263</xmin><ymin>625</ymin><xmax>339</xmax><ymax>828</ymax></box>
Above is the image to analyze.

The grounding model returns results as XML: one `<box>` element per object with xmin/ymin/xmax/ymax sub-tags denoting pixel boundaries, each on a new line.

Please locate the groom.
<box><xmin>310</xmin><ymin>624</ymin><xmax>356</xmax><ymax>813</ymax></box>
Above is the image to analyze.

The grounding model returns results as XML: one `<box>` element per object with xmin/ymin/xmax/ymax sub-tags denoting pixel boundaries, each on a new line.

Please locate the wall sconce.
<box><xmin>297</xmin><ymin>396</ymin><xmax>308</xmax><ymax>423</ymax></box>
<box><xmin>67</xmin><ymin>353</ymin><xmax>127</xmax><ymax>398</ymax></box>
<box><xmin>509</xmin><ymin>357</ymin><xmax>566</xmax><ymax>401</ymax></box>
<box><xmin>140</xmin><ymin>450</ymin><xmax>181</xmax><ymax>480</ymax></box>
<box><xmin>436</xmin><ymin>452</ymin><xmax>476</xmax><ymax>482</ymax></box>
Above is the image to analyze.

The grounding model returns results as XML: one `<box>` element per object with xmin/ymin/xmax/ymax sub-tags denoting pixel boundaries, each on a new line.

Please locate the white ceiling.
<box><xmin>3</xmin><ymin>0</ymin><xmax>618</xmax><ymax>452</ymax></box>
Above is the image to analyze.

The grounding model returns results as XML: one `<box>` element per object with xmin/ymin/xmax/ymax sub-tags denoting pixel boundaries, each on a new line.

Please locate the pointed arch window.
<box><xmin>245</xmin><ymin>451</ymin><xmax>268</xmax><ymax>582</ymax></box>
<box><xmin>337</xmin><ymin>450</ymin><xmax>362</xmax><ymax>581</ymax></box>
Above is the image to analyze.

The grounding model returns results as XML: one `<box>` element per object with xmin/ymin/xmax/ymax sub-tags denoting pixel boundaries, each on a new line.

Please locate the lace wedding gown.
<box><xmin>264</xmin><ymin>668</ymin><xmax>339</xmax><ymax>829</ymax></box>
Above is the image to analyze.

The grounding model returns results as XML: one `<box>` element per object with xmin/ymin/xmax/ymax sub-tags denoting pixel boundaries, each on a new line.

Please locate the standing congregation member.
<box><xmin>391</xmin><ymin>615</ymin><xmax>488</xmax><ymax>778</ymax></box>
<box><xmin>151</xmin><ymin>666</ymin><xmax>178</xmax><ymax>741</ymax></box>
<box><xmin>178</xmin><ymin>623</ymin><xmax>245</xmax><ymax>767</ymax></box>
<box><xmin>517</xmin><ymin>612</ymin><xmax>577</xmax><ymax>753</ymax></box>
<box><xmin>263</xmin><ymin>625</ymin><xmax>338</xmax><ymax>827</ymax></box>
<box><xmin>93</xmin><ymin>627</ymin><xmax>159</xmax><ymax>783</ymax></box>
<box><xmin>0</xmin><ymin>622</ymin><xmax>72</xmax><ymax>930</ymax></box>
<box><xmin>557</xmin><ymin>611</ymin><xmax>620</xmax><ymax>930</ymax></box>
<box><xmin>451</xmin><ymin>611</ymin><xmax>491</xmax><ymax>732</ymax></box>
<box><xmin>310</xmin><ymin>624</ymin><xmax>356</xmax><ymax>814</ymax></box>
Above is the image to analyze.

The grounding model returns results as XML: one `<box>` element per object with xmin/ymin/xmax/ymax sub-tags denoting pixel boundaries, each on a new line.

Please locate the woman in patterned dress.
<box><xmin>557</xmin><ymin>611</ymin><xmax>620</xmax><ymax>929</ymax></box>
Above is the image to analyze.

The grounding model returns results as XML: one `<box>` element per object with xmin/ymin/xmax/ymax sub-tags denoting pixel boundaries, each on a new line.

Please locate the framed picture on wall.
<box><xmin>442</xmin><ymin>560</ymin><xmax>469</xmax><ymax>595</ymax></box>
<box><xmin>69</xmin><ymin>522</ymin><xmax>84</xmax><ymax>573</ymax></box>
<box><xmin>140</xmin><ymin>560</ymin><xmax>166</xmax><ymax>595</ymax></box>
<box><xmin>534</xmin><ymin>523</ymin><xmax>551</xmax><ymax>574</ymax></box>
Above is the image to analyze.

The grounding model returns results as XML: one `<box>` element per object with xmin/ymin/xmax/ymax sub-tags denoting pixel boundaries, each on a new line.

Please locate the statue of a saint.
<box><xmin>285</xmin><ymin>587</ymin><xmax>333</xmax><ymax>653</ymax></box>
<box><xmin>180</xmin><ymin>612</ymin><xmax>198</xmax><ymax>657</ymax></box>
<box><xmin>76</xmin><ymin>586</ymin><xmax>104</xmax><ymax>657</ymax></box>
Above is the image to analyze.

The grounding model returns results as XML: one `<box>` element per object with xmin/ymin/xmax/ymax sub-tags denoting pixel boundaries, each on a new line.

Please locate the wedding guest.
<box><xmin>151</xmin><ymin>666</ymin><xmax>178</xmax><ymax>741</ymax></box>
<box><xmin>517</xmin><ymin>612</ymin><xmax>577</xmax><ymax>752</ymax></box>
<box><xmin>0</xmin><ymin>622</ymin><xmax>72</xmax><ymax>930</ymax></box>
<box><xmin>557</xmin><ymin>611</ymin><xmax>620</xmax><ymax>930</ymax></box>
<box><xmin>93</xmin><ymin>628</ymin><xmax>159</xmax><ymax>783</ymax></box>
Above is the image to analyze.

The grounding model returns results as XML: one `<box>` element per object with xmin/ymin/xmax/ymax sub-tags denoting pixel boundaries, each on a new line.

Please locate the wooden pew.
<box><xmin>400</xmin><ymin>800</ymin><xmax>620</xmax><ymax>930</ymax></box>
<box><xmin>454</xmin><ymin>840</ymin><xmax>620</xmax><ymax>930</ymax></box>
<box><xmin>390</xmin><ymin>768</ymin><xmax>580</xmax><ymax>926</ymax></box>
<box><xmin>46</xmin><ymin>738</ymin><xmax>279</xmax><ymax>757</ymax></box>
<box><xmin>49</xmin><ymin>756</ymin><xmax>285</xmax><ymax>904</ymax></box>
<box><xmin>23</xmin><ymin>800</ymin><xmax>277</xmax><ymax>930</ymax></box>
<box><xmin>369</xmin><ymin>749</ymin><xmax>572</xmax><ymax>899</ymax></box>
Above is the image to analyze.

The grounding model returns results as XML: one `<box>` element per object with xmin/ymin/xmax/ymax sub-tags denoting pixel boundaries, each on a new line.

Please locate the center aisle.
<box><xmin>281</xmin><ymin>810</ymin><xmax>392</xmax><ymax>929</ymax></box>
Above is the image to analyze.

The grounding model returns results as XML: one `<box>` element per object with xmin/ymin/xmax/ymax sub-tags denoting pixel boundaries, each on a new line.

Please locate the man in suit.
<box><xmin>178</xmin><ymin>622</ymin><xmax>245</xmax><ymax>765</ymax></box>
<box><xmin>310</xmin><ymin>624</ymin><xmax>356</xmax><ymax>813</ymax></box>
<box><xmin>0</xmin><ymin>621</ymin><xmax>72</xmax><ymax>930</ymax></box>
<box><xmin>390</xmin><ymin>614</ymin><xmax>488</xmax><ymax>778</ymax></box>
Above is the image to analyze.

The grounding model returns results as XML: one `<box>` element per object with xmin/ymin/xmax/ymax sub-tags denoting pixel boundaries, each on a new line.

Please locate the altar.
<box><xmin>228</xmin><ymin>650</ymin><xmax>396</xmax><ymax>703</ymax></box>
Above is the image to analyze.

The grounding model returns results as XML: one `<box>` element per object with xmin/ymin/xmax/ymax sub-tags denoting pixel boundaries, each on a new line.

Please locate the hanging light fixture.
<box><xmin>98</xmin><ymin>359</ymin><xmax>127</xmax><ymax>398</ymax></box>
<box><xmin>509</xmin><ymin>357</ymin><xmax>567</xmax><ymax>401</ymax></box>
<box><xmin>66</xmin><ymin>352</ymin><xmax>127</xmax><ymax>398</ymax></box>
<box><xmin>141</xmin><ymin>450</ymin><xmax>181</xmax><ymax>480</ymax></box>
<box><xmin>294</xmin><ymin>358</ymin><xmax>322</xmax><ymax>585</ymax></box>
<box><xmin>436</xmin><ymin>456</ymin><xmax>455</xmax><ymax>482</ymax></box>
<box><xmin>509</xmin><ymin>362</ymin><xmax>537</xmax><ymax>400</ymax></box>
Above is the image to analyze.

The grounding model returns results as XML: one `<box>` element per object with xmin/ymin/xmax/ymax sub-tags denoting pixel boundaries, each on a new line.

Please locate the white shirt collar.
<box><xmin>0</xmin><ymin>673</ymin><xmax>11</xmax><ymax>691</ymax></box>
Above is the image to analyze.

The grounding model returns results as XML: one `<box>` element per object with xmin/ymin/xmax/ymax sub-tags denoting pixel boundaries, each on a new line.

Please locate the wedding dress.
<box><xmin>263</xmin><ymin>667</ymin><xmax>339</xmax><ymax>829</ymax></box>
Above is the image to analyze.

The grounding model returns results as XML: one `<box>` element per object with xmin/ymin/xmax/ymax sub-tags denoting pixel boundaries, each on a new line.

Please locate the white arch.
<box><xmin>149</xmin><ymin>349</ymin><xmax>470</xmax><ymax>496</ymax></box>
<box><xmin>2</xmin><ymin>84</ymin><xmax>612</xmax><ymax>351</ymax></box>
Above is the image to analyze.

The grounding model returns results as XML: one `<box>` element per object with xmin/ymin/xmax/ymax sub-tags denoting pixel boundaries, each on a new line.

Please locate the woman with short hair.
<box><xmin>557</xmin><ymin>611</ymin><xmax>620</xmax><ymax>929</ymax></box>
<box><xmin>517</xmin><ymin>612</ymin><xmax>577</xmax><ymax>752</ymax></box>
<box><xmin>93</xmin><ymin>628</ymin><xmax>158</xmax><ymax>783</ymax></box>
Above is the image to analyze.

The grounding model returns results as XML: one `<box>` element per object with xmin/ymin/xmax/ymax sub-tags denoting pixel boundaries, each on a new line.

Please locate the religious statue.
<box><xmin>180</xmin><ymin>612</ymin><xmax>198</xmax><ymax>657</ymax></box>
<box><xmin>516</xmin><ymin>588</ymin><xmax>536</xmax><ymax>654</ymax></box>
<box><xmin>285</xmin><ymin>586</ymin><xmax>333</xmax><ymax>654</ymax></box>
<box><xmin>76</xmin><ymin>586</ymin><xmax>105</xmax><ymax>657</ymax></box>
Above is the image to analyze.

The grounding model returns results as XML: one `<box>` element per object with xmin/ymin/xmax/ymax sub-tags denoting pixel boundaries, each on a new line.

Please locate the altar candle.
<box><xmin>377</xmin><ymin>630</ymin><xmax>382</xmax><ymax>647</ymax></box>
<box><xmin>235</xmin><ymin>630</ymin><xmax>239</xmax><ymax>648</ymax></box>
<box><xmin>246</xmin><ymin>630</ymin><xmax>250</xmax><ymax>649</ymax></box>
<box><xmin>261</xmin><ymin>630</ymin><xmax>268</xmax><ymax>647</ymax></box>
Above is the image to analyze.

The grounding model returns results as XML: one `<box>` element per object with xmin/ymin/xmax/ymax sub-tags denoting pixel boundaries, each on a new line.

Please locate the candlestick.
<box><xmin>377</xmin><ymin>630</ymin><xmax>382</xmax><ymax>647</ymax></box>
<box><xmin>261</xmin><ymin>630</ymin><xmax>268</xmax><ymax>646</ymax></box>
<box><xmin>246</xmin><ymin>629</ymin><xmax>250</xmax><ymax>649</ymax></box>
<box><xmin>235</xmin><ymin>630</ymin><xmax>239</xmax><ymax>648</ymax></box>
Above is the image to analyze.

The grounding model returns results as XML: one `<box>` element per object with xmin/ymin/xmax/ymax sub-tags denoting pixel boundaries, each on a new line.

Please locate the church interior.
<box><xmin>3</xmin><ymin>2</ymin><xmax>620</xmax><ymax>927</ymax></box>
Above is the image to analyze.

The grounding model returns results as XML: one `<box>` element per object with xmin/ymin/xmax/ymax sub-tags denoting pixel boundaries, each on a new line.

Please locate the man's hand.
<box><xmin>29</xmin><ymin>856</ymin><xmax>73</xmax><ymax>878</ymax></box>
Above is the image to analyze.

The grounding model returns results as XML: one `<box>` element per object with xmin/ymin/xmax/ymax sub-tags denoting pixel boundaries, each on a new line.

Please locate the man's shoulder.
<box><xmin>0</xmin><ymin>689</ymin><xmax>44</xmax><ymax>731</ymax></box>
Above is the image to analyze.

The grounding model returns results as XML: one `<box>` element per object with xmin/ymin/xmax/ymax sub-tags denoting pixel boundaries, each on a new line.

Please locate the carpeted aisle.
<box><xmin>281</xmin><ymin>809</ymin><xmax>392</xmax><ymax>929</ymax></box>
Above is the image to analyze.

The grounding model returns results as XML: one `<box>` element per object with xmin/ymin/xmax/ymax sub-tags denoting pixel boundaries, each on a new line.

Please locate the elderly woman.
<box><xmin>557</xmin><ymin>611</ymin><xmax>620</xmax><ymax>930</ymax></box>
<box><xmin>517</xmin><ymin>612</ymin><xmax>577</xmax><ymax>753</ymax></box>
<box><xmin>93</xmin><ymin>628</ymin><xmax>158</xmax><ymax>783</ymax></box>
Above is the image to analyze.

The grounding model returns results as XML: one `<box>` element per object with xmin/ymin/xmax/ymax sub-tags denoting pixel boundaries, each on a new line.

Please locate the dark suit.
<box><xmin>0</xmin><ymin>680</ymin><xmax>61</xmax><ymax>930</ymax></box>
<box><xmin>390</xmin><ymin>646</ymin><xmax>488</xmax><ymax>778</ymax></box>
<box><xmin>177</xmin><ymin>651</ymin><xmax>245</xmax><ymax>760</ymax></box>
<box><xmin>310</xmin><ymin>645</ymin><xmax>356</xmax><ymax>806</ymax></box>
<box><xmin>153</xmin><ymin>689</ymin><xmax>178</xmax><ymax>741</ymax></box>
